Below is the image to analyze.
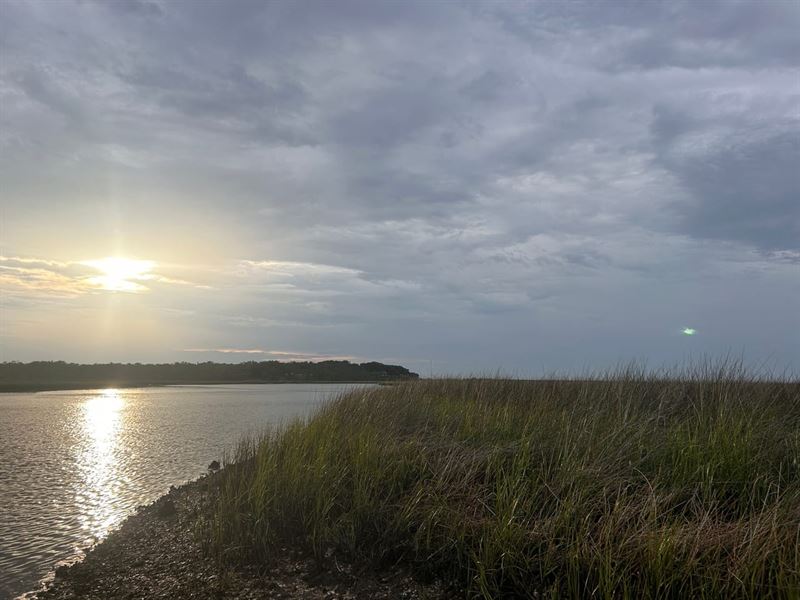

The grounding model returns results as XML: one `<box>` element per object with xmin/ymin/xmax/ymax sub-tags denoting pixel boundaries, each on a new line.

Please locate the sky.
<box><xmin>1</xmin><ymin>0</ymin><xmax>798</xmax><ymax>375</ymax></box>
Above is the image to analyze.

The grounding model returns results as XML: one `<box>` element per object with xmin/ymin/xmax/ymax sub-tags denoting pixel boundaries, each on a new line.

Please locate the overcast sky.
<box><xmin>1</xmin><ymin>0</ymin><xmax>798</xmax><ymax>374</ymax></box>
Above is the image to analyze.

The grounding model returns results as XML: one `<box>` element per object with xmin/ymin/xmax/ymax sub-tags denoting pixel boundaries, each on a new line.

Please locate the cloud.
<box><xmin>239</xmin><ymin>260</ymin><xmax>361</xmax><ymax>278</ymax></box>
<box><xmin>182</xmin><ymin>348</ymin><xmax>358</xmax><ymax>362</ymax></box>
<box><xmin>0</xmin><ymin>257</ymin><xmax>91</xmax><ymax>298</ymax></box>
<box><xmin>183</xmin><ymin>348</ymin><xmax>269</xmax><ymax>354</ymax></box>
<box><xmin>0</xmin><ymin>255</ymin><xmax>203</xmax><ymax>297</ymax></box>
<box><xmin>656</xmin><ymin>119</ymin><xmax>800</xmax><ymax>250</ymax></box>
<box><xmin>1</xmin><ymin>1</ymin><xmax>798</xmax><ymax>369</ymax></box>
<box><xmin>99</xmin><ymin>0</ymin><xmax>163</xmax><ymax>19</ymax></box>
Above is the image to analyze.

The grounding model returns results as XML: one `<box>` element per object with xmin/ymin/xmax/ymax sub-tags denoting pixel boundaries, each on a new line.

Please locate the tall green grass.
<box><xmin>207</xmin><ymin>365</ymin><xmax>800</xmax><ymax>598</ymax></box>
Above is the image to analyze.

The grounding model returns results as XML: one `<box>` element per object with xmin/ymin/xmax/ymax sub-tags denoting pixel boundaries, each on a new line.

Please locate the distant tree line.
<box><xmin>0</xmin><ymin>360</ymin><xmax>419</xmax><ymax>391</ymax></box>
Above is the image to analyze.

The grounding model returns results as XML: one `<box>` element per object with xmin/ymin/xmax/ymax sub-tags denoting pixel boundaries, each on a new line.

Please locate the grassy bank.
<box><xmin>207</xmin><ymin>366</ymin><xmax>800</xmax><ymax>599</ymax></box>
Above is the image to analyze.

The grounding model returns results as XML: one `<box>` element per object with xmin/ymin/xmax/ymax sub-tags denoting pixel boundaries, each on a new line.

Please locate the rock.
<box><xmin>156</xmin><ymin>498</ymin><xmax>176</xmax><ymax>518</ymax></box>
<box><xmin>54</xmin><ymin>564</ymin><xmax>70</xmax><ymax>578</ymax></box>
<box><xmin>208</xmin><ymin>460</ymin><xmax>220</xmax><ymax>472</ymax></box>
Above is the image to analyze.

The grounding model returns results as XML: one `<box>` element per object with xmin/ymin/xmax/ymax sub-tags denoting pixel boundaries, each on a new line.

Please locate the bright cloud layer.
<box><xmin>0</xmin><ymin>256</ymin><xmax>196</xmax><ymax>296</ymax></box>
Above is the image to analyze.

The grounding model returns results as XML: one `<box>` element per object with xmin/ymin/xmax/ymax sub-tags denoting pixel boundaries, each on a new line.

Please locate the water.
<box><xmin>0</xmin><ymin>384</ymin><xmax>364</xmax><ymax>599</ymax></box>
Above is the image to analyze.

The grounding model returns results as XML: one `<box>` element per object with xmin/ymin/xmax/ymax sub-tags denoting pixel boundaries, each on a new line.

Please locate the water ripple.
<box><xmin>0</xmin><ymin>384</ymin><xmax>360</xmax><ymax>599</ymax></box>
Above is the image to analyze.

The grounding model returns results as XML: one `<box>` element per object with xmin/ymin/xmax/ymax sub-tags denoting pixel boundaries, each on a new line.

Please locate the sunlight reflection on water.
<box><xmin>0</xmin><ymin>383</ymin><xmax>365</xmax><ymax>599</ymax></box>
<box><xmin>78</xmin><ymin>389</ymin><xmax>125</xmax><ymax>541</ymax></box>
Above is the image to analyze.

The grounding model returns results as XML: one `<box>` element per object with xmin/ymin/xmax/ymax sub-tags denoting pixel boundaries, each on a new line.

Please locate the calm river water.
<box><xmin>0</xmin><ymin>384</ymin><xmax>364</xmax><ymax>599</ymax></box>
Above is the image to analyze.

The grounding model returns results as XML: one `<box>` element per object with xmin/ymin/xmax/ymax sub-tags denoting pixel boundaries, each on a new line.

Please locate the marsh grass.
<box><xmin>208</xmin><ymin>364</ymin><xmax>800</xmax><ymax>598</ymax></box>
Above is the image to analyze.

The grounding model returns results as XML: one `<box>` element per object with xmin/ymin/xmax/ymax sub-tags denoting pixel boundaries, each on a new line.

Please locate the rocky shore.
<box><xmin>30</xmin><ymin>475</ymin><xmax>451</xmax><ymax>600</ymax></box>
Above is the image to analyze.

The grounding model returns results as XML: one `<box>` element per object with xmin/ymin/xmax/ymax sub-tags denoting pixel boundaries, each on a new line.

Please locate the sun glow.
<box><xmin>83</xmin><ymin>257</ymin><xmax>155</xmax><ymax>292</ymax></box>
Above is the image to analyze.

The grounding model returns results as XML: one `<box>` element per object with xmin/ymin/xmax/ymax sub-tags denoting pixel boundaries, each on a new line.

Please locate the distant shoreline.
<box><xmin>0</xmin><ymin>380</ymin><xmax>396</xmax><ymax>393</ymax></box>
<box><xmin>0</xmin><ymin>360</ymin><xmax>419</xmax><ymax>394</ymax></box>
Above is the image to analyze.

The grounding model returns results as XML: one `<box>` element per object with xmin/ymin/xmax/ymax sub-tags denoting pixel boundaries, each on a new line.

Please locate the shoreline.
<box><xmin>0</xmin><ymin>380</ymin><xmax>397</xmax><ymax>393</ymax></box>
<box><xmin>16</xmin><ymin>375</ymin><xmax>797</xmax><ymax>598</ymax></box>
<box><xmin>26</xmin><ymin>471</ymin><xmax>451</xmax><ymax>600</ymax></box>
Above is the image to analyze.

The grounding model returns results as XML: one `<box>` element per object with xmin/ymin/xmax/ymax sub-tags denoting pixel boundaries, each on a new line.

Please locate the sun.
<box><xmin>82</xmin><ymin>257</ymin><xmax>155</xmax><ymax>292</ymax></box>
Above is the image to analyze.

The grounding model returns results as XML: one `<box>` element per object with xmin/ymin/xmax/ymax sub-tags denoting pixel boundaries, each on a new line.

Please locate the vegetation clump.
<box><xmin>209</xmin><ymin>365</ymin><xmax>800</xmax><ymax>598</ymax></box>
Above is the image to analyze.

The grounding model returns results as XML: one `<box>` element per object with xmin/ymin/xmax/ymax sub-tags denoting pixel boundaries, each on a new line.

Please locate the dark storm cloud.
<box><xmin>1</xmin><ymin>0</ymin><xmax>798</xmax><ymax>369</ymax></box>
<box><xmin>656</xmin><ymin>117</ymin><xmax>800</xmax><ymax>250</ymax></box>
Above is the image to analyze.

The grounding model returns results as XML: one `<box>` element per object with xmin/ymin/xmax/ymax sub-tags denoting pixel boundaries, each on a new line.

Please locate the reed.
<box><xmin>207</xmin><ymin>362</ymin><xmax>800</xmax><ymax>598</ymax></box>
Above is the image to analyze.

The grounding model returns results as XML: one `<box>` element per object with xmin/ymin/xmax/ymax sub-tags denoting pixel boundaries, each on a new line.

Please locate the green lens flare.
<box><xmin>682</xmin><ymin>328</ymin><xmax>696</xmax><ymax>336</ymax></box>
